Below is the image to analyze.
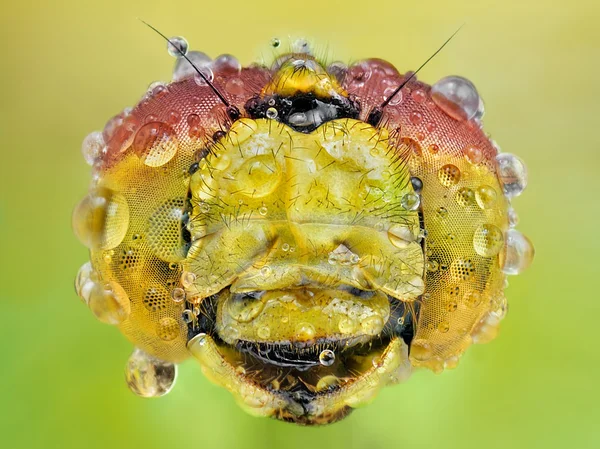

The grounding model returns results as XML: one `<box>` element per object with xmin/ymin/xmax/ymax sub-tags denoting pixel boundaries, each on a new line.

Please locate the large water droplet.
<box><xmin>73</xmin><ymin>188</ymin><xmax>130</xmax><ymax>250</ymax></box>
<box><xmin>496</xmin><ymin>153</ymin><xmax>528</xmax><ymax>197</ymax></box>
<box><xmin>212</xmin><ymin>54</ymin><xmax>241</xmax><ymax>74</ymax></box>
<box><xmin>227</xmin><ymin>293</ymin><xmax>265</xmax><ymax>323</ymax></box>
<box><xmin>319</xmin><ymin>349</ymin><xmax>335</xmax><ymax>366</ymax></box>
<box><xmin>295</xmin><ymin>322</ymin><xmax>316</xmax><ymax>340</ymax></box>
<box><xmin>88</xmin><ymin>281</ymin><xmax>130</xmax><ymax>324</ymax></box>
<box><xmin>473</xmin><ymin>224</ymin><xmax>504</xmax><ymax>257</ymax></box>
<box><xmin>167</xmin><ymin>36</ymin><xmax>188</xmax><ymax>57</ymax></box>
<box><xmin>81</xmin><ymin>131</ymin><xmax>104</xmax><ymax>165</ymax></box>
<box><xmin>431</xmin><ymin>76</ymin><xmax>480</xmax><ymax>121</ymax></box>
<box><xmin>172</xmin><ymin>51</ymin><xmax>211</xmax><ymax>81</ymax></box>
<box><xmin>401</xmin><ymin>193</ymin><xmax>420</xmax><ymax>211</ymax></box>
<box><xmin>75</xmin><ymin>261</ymin><xmax>96</xmax><ymax>303</ymax></box>
<box><xmin>133</xmin><ymin>122</ymin><xmax>178</xmax><ymax>167</ymax></box>
<box><xmin>125</xmin><ymin>348</ymin><xmax>177</xmax><ymax>397</ymax></box>
<box><xmin>388</xmin><ymin>224</ymin><xmax>416</xmax><ymax>248</ymax></box>
<box><xmin>501</xmin><ymin>229</ymin><xmax>534</xmax><ymax>275</ymax></box>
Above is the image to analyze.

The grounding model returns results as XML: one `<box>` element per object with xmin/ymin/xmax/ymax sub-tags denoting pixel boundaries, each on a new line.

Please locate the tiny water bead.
<box><xmin>401</xmin><ymin>192</ymin><xmax>420</xmax><ymax>211</ymax></box>
<box><xmin>75</xmin><ymin>261</ymin><xmax>96</xmax><ymax>303</ymax></box>
<box><xmin>501</xmin><ymin>229</ymin><xmax>535</xmax><ymax>275</ymax></box>
<box><xmin>181</xmin><ymin>271</ymin><xmax>197</xmax><ymax>289</ymax></box>
<box><xmin>133</xmin><ymin>122</ymin><xmax>179</xmax><ymax>167</ymax></box>
<box><xmin>383</xmin><ymin>87</ymin><xmax>403</xmax><ymax>106</ymax></box>
<box><xmin>72</xmin><ymin>188</ymin><xmax>130</xmax><ymax>250</ymax></box>
<box><xmin>455</xmin><ymin>187</ymin><xmax>475</xmax><ymax>207</ymax></box>
<box><xmin>81</xmin><ymin>131</ymin><xmax>104</xmax><ymax>165</ymax></box>
<box><xmin>125</xmin><ymin>349</ymin><xmax>177</xmax><ymax>398</ymax></box>
<box><xmin>167</xmin><ymin>36</ymin><xmax>188</xmax><ymax>57</ymax></box>
<box><xmin>193</xmin><ymin>66</ymin><xmax>215</xmax><ymax>86</ymax></box>
<box><xmin>270</xmin><ymin>37</ymin><xmax>280</xmax><ymax>48</ymax></box>
<box><xmin>259</xmin><ymin>206</ymin><xmax>268</xmax><ymax>216</ymax></box>
<box><xmin>319</xmin><ymin>349</ymin><xmax>336</xmax><ymax>366</ymax></box>
<box><xmin>88</xmin><ymin>281</ymin><xmax>131</xmax><ymax>325</ymax></box>
<box><xmin>496</xmin><ymin>153</ymin><xmax>528</xmax><ymax>197</ymax></box>
<box><xmin>266</xmin><ymin>107</ymin><xmax>278</xmax><ymax>119</ymax></box>
<box><xmin>431</xmin><ymin>75</ymin><xmax>481</xmax><ymax>121</ymax></box>
<box><xmin>182</xmin><ymin>309</ymin><xmax>195</xmax><ymax>323</ymax></box>
<box><xmin>473</xmin><ymin>224</ymin><xmax>505</xmax><ymax>257</ymax></box>
<box><xmin>387</xmin><ymin>224</ymin><xmax>416</xmax><ymax>248</ymax></box>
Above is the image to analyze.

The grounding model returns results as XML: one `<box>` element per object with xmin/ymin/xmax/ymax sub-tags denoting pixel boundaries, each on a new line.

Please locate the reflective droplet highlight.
<box><xmin>475</xmin><ymin>185</ymin><xmax>497</xmax><ymax>209</ymax></box>
<box><xmin>501</xmin><ymin>229</ymin><xmax>534</xmax><ymax>275</ymax></box>
<box><xmin>81</xmin><ymin>131</ymin><xmax>104</xmax><ymax>165</ymax></box>
<box><xmin>496</xmin><ymin>153</ymin><xmax>528</xmax><ymax>197</ymax></box>
<box><xmin>431</xmin><ymin>76</ymin><xmax>481</xmax><ymax>121</ymax></box>
<box><xmin>125</xmin><ymin>349</ymin><xmax>177</xmax><ymax>397</ymax></box>
<box><xmin>473</xmin><ymin>224</ymin><xmax>505</xmax><ymax>257</ymax></box>
<box><xmin>88</xmin><ymin>281</ymin><xmax>130</xmax><ymax>324</ymax></box>
<box><xmin>438</xmin><ymin>164</ymin><xmax>461</xmax><ymax>187</ymax></box>
<box><xmin>72</xmin><ymin>188</ymin><xmax>130</xmax><ymax>250</ymax></box>
<box><xmin>133</xmin><ymin>122</ymin><xmax>178</xmax><ymax>167</ymax></box>
<box><xmin>319</xmin><ymin>349</ymin><xmax>335</xmax><ymax>366</ymax></box>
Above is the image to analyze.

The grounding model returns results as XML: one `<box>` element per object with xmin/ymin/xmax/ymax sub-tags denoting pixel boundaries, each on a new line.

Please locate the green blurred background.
<box><xmin>1</xmin><ymin>0</ymin><xmax>598</xmax><ymax>448</ymax></box>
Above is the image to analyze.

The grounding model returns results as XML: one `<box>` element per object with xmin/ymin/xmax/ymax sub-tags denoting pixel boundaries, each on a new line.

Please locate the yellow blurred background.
<box><xmin>1</xmin><ymin>0</ymin><xmax>598</xmax><ymax>448</ymax></box>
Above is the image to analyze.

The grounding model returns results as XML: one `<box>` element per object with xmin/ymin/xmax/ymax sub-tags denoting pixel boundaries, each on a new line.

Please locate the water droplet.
<box><xmin>409</xmin><ymin>111</ymin><xmax>423</xmax><ymax>125</ymax></box>
<box><xmin>292</xmin><ymin>38</ymin><xmax>311</xmax><ymax>53</ymax></box>
<box><xmin>167</xmin><ymin>36</ymin><xmax>188</xmax><ymax>57</ymax></box>
<box><xmin>193</xmin><ymin>66</ymin><xmax>215</xmax><ymax>86</ymax></box>
<box><xmin>464</xmin><ymin>145</ymin><xmax>483</xmax><ymax>165</ymax></box>
<box><xmin>410</xmin><ymin>177</ymin><xmax>423</xmax><ymax>193</ymax></box>
<box><xmin>199</xmin><ymin>201</ymin><xmax>210</xmax><ymax>213</ymax></box>
<box><xmin>401</xmin><ymin>193</ymin><xmax>420</xmax><ymax>211</ymax></box>
<box><xmin>182</xmin><ymin>309</ymin><xmax>195</xmax><ymax>323</ymax></box>
<box><xmin>437</xmin><ymin>206</ymin><xmax>448</xmax><ymax>219</ymax></box>
<box><xmin>431</xmin><ymin>76</ymin><xmax>480</xmax><ymax>121</ymax></box>
<box><xmin>428</xmin><ymin>143</ymin><xmax>439</xmax><ymax>154</ymax></box>
<box><xmin>475</xmin><ymin>185</ymin><xmax>497</xmax><ymax>209</ymax></box>
<box><xmin>125</xmin><ymin>349</ymin><xmax>177</xmax><ymax>397</ymax></box>
<box><xmin>88</xmin><ymin>281</ymin><xmax>130</xmax><ymax>324</ymax></box>
<box><xmin>388</xmin><ymin>224</ymin><xmax>416</xmax><ymax>248</ymax></box>
<box><xmin>133</xmin><ymin>122</ymin><xmax>178</xmax><ymax>167</ymax></box>
<box><xmin>507</xmin><ymin>207</ymin><xmax>519</xmax><ymax>228</ymax></box>
<box><xmin>473</xmin><ymin>224</ymin><xmax>504</xmax><ymax>257</ymax></box>
<box><xmin>270</xmin><ymin>37</ymin><xmax>281</xmax><ymax>48</ymax></box>
<box><xmin>81</xmin><ymin>131</ymin><xmax>104</xmax><ymax>165</ymax></box>
<box><xmin>75</xmin><ymin>261</ymin><xmax>96</xmax><ymax>304</ymax></box>
<box><xmin>426</xmin><ymin>121</ymin><xmax>437</xmax><ymax>133</ymax></box>
<box><xmin>496</xmin><ymin>153</ymin><xmax>528</xmax><ymax>197</ymax></box>
<box><xmin>319</xmin><ymin>349</ymin><xmax>335</xmax><ymax>366</ymax></box>
<box><xmin>438</xmin><ymin>164</ymin><xmax>461</xmax><ymax>187</ymax></box>
<box><xmin>282</xmin><ymin>243</ymin><xmax>290</xmax><ymax>252</ymax></box>
<box><xmin>455</xmin><ymin>187</ymin><xmax>475</xmax><ymax>207</ymax></box>
<box><xmin>259</xmin><ymin>206</ymin><xmax>268</xmax><ymax>216</ymax></box>
<box><xmin>72</xmin><ymin>188</ymin><xmax>130</xmax><ymax>250</ymax></box>
<box><xmin>383</xmin><ymin>87</ymin><xmax>403</xmax><ymax>105</ymax></box>
<box><xmin>464</xmin><ymin>291</ymin><xmax>482</xmax><ymax>308</ymax></box>
<box><xmin>295</xmin><ymin>322</ymin><xmax>316</xmax><ymax>340</ymax></box>
<box><xmin>172</xmin><ymin>51</ymin><xmax>211</xmax><ymax>81</ymax></box>
<box><xmin>212</xmin><ymin>54</ymin><xmax>241</xmax><ymax>74</ymax></box>
<box><xmin>411</xmin><ymin>89</ymin><xmax>427</xmax><ymax>103</ymax></box>
<box><xmin>501</xmin><ymin>229</ymin><xmax>534</xmax><ymax>275</ymax></box>
<box><xmin>446</xmin><ymin>301</ymin><xmax>458</xmax><ymax>312</ymax></box>
<box><xmin>266</xmin><ymin>107</ymin><xmax>278</xmax><ymax>119</ymax></box>
<box><xmin>257</xmin><ymin>326</ymin><xmax>271</xmax><ymax>340</ymax></box>
<box><xmin>338</xmin><ymin>318</ymin><xmax>357</xmax><ymax>334</ymax></box>
<box><xmin>260</xmin><ymin>266</ymin><xmax>272</xmax><ymax>276</ymax></box>
<box><xmin>437</xmin><ymin>321</ymin><xmax>450</xmax><ymax>333</ymax></box>
<box><xmin>171</xmin><ymin>288</ymin><xmax>186</xmax><ymax>303</ymax></box>
<box><xmin>181</xmin><ymin>271</ymin><xmax>197</xmax><ymax>288</ymax></box>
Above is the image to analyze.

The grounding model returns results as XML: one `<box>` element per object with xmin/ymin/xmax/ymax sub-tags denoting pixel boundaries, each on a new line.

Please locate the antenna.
<box><xmin>367</xmin><ymin>25</ymin><xmax>464</xmax><ymax>126</ymax></box>
<box><xmin>140</xmin><ymin>20</ymin><xmax>241</xmax><ymax>121</ymax></box>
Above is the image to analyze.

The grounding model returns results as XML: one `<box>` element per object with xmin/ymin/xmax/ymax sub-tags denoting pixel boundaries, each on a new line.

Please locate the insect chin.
<box><xmin>186</xmin><ymin>286</ymin><xmax>415</xmax><ymax>425</ymax></box>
